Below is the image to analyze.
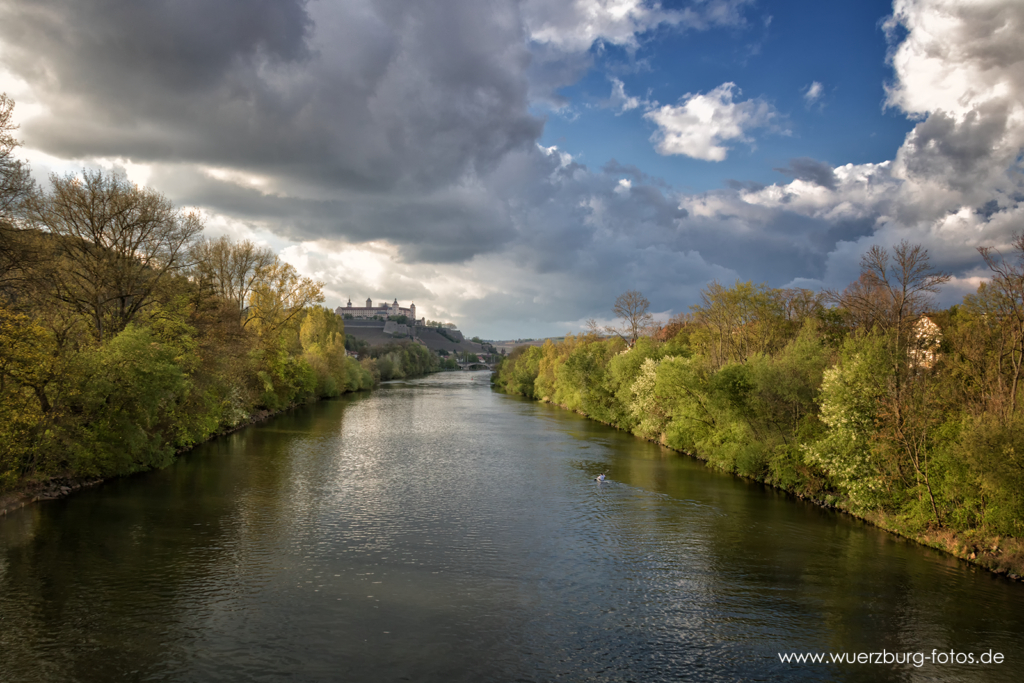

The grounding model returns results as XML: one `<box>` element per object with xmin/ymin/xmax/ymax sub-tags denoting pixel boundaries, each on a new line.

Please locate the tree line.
<box><xmin>0</xmin><ymin>95</ymin><xmax>437</xmax><ymax>489</ymax></box>
<box><xmin>496</xmin><ymin>240</ymin><xmax>1024</xmax><ymax>571</ymax></box>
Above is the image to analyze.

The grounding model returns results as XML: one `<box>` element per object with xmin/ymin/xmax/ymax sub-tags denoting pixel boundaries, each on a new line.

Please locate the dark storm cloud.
<box><xmin>815</xmin><ymin>216</ymin><xmax>877</xmax><ymax>252</ymax></box>
<box><xmin>3</xmin><ymin>0</ymin><xmax>312</xmax><ymax>92</ymax></box>
<box><xmin>149</xmin><ymin>164</ymin><xmax>515</xmax><ymax>263</ymax></box>
<box><xmin>0</xmin><ymin>0</ymin><xmax>542</xmax><ymax>193</ymax></box>
<box><xmin>773</xmin><ymin>157</ymin><xmax>837</xmax><ymax>190</ymax></box>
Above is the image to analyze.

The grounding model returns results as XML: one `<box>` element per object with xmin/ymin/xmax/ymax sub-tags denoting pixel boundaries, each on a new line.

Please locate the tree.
<box><xmin>610</xmin><ymin>290</ymin><xmax>653</xmax><ymax>346</ymax></box>
<box><xmin>0</xmin><ymin>94</ymin><xmax>33</xmax><ymax>227</ymax></box>
<box><xmin>827</xmin><ymin>242</ymin><xmax>951</xmax><ymax>525</ymax></box>
<box><xmin>830</xmin><ymin>240</ymin><xmax>951</xmax><ymax>355</ymax></box>
<box><xmin>689</xmin><ymin>281</ymin><xmax>789</xmax><ymax>368</ymax></box>
<box><xmin>32</xmin><ymin>170</ymin><xmax>204</xmax><ymax>340</ymax></box>
<box><xmin>0</xmin><ymin>305</ymin><xmax>53</xmax><ymax>485</ymax></box>
<box><xmin>977</xmin><ymin>233</ymin><xmax>1024</xmax><ymax>416</ymax></box>
<box><xmin>190</xmin><ymin>235</ymin><xmax>276</xmax><ymax>318</ymax></box>
<box><xmin>0</xmin><ymin>94</ymin><xmax>38</xmax><ymax>293</ymax></box>
<box><xmin>243</xmin><ymin>257</ymin><xmax>324</xmax><ymax>340</ymax></box>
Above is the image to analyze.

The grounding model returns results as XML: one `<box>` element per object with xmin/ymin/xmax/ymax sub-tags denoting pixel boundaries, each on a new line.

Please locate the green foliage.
<box><xmin>0</xmin><ymin>115</ymin><xmax>431</xmax><ymax>491</ymax></box>
<box><xmin>367</xmin><ymin>341</ymin><xmax>440</xmax><ymax>381</ymax></box>
<box><xmin>689</xmin><ymin>281</ymin><xmax>791</xmax><ymax>368</ymax></box>
<box><xmin>629</xmin><ymin>356</ymin><xmax>673</xmax><ymax>440</ymax></box>
<box><xmin>803</xmin><ymin>333</ymin><xmax>890</xmax><ymax>510</ymax></box>
<box><xmin>956</xmin><ymin>414</ymin><xmax>1024</xmax><ymax>536</ymax></box>
<box><xmin>0</xmin><ymin>242</ymin><xmax>398</xmax><ymax>489</ymax></box>
<box><xmin>494</xmin><ymin>271</ymin><xmax>1024</xmax><ymax>539</ymax></box>
<box><xmin>345</xmin><ymin>333</ymin><xmax>371</xmax><ymax>357</ymax></box>
<box><xmin>496</xmin><ymin>345</ymin><xmax>543</xmax><ymax>398</ymax></box>
<box><xmin>556</xmin><ymin>339</ymin><xmax>623</xmax><ymax>422</ymax></box>
<box><xmin>60</xmin><ymin>325</ymin><xmax>186</xmax><ymax>476</ymax></box>
<box><xmin>0</xmin><ymin>306</ymin><xmax>52</xmax><ymax>486</ymax></box>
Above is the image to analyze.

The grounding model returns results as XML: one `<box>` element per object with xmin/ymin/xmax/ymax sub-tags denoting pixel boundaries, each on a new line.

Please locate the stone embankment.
<box><xmin>1</xmin><ymin>477</ymin><xmax>105</xmax><ymax>516</ymax></box>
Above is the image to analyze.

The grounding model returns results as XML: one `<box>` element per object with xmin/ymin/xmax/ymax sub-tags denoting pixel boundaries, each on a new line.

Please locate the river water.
<box><xmin>1</xmin><ymin>371</ymin><xmax>1022</xmax><ymax>682</ymax></box>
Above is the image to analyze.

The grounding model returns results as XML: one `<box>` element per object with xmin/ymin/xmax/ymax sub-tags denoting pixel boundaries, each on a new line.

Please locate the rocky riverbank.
<box><xmin>0</xmin><ymin>477</ymin><xmax>105</xmax><ymax>516</ymax></box>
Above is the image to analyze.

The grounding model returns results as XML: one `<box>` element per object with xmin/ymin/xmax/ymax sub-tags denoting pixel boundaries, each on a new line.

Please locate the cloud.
<box><xmin>643</xmin><ymin>82</ymin><xmax>778</xmax><ymax>161</ymax></box>
<box><xmin>883</xmin><ymin>0</ymin><xmax>1024</xmax><ymax>119</ymax></box>
<box><xmin>802</xmin><ymin>81</ymin><xmax>824</xmax><ymax>106</ymax></box>
<box><xmin>522</xmin><ymin>0</ymin><xmax>754</xmax><ymax>106</ymax></box>
<box><xmin>607</xmin><ymin>77</ymin><xmax>640</xmax><ymax>113</ymax></box>
<box><xmin>882</xmin><ymin>1</ymin><xmax>1024</xmax><ymax>210</ymax></box>
<box><xmin>522</xmin><ymin>0</ymin><xmax>752</xmax><ymax>53</ymax></box>
<box><xmin>774</xmin><ymin>157</ymin><xmax>838</xmax><ymax>190</ymax></box>
<box><xmin>0</xmin><ymin>0</ymin><xmax>543</xmax><ymax>194</ymax></box>
<box><xmin>2</xmin><ymin>0</ymin><xmax>1024</xmax><ymax>338</ymax></box>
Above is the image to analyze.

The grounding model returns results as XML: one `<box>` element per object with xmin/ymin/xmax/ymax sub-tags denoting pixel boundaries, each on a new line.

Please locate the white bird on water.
<box><xmin>595</xmin><ymin>473</ymin><xmax>606</xmax><ymax>482</ymax></box>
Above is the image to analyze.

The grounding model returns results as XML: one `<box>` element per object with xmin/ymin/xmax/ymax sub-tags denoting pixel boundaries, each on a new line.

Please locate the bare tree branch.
<box><xmin>610</xmin><ymin>290</ymin><xmax>653</xmax><ymax>346</ymax></box>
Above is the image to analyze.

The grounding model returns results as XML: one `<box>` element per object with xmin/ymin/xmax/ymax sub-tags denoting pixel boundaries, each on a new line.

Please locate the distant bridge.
<box><xmin>455</xmin><ymin>361</ymin><xmax>496</xmax><ymax>371</ymax></box>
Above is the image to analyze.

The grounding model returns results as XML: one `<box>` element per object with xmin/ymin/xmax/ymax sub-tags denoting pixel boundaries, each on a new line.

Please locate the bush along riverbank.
<box><xmin>494</xmin><ymin>253</ymin><xmax>1024</xmax><ymax>581</ymax></box>
<box><xmin>0</xmin><ymin>165</ymin><xmax>449</xmax><ymax>505</ymax></box>
<box><xmin>0</xmin><ymin>293</ymin><xmax>444</xmax><ymax>512</ymax></box>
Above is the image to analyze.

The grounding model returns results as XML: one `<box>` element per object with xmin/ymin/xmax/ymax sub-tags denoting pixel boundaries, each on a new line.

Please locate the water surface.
<box><xmin>1</xmin><ymin>371</ymin><xmax>1021</xmax><ymax>682</ymax></box>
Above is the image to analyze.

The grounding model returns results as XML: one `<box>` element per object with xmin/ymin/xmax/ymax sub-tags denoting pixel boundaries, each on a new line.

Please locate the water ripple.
<box><xmin>1</xmin><ymin>372</ymin><xmax>1022</xmax><ymax>682</ymax></box>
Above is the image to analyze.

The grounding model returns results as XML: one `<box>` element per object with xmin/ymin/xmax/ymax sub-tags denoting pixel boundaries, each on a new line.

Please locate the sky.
<box><xmin>1</xmin><ymin>0</ymin><xmax>1022</xmax><ymax>340</ymax></box>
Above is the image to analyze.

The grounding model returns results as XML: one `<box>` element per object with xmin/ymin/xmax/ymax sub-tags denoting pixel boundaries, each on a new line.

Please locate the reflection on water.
<box><xmin>1</xmin><ymin>371</ymin><xmax>1022</xmax><ymax>682</ymax></box>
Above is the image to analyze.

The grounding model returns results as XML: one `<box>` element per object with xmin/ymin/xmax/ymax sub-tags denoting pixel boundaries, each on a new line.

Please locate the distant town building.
<box><xmin>336</xmin><ymin>297</ymin><xmax>422</xmax><ymax>324</ymax></box>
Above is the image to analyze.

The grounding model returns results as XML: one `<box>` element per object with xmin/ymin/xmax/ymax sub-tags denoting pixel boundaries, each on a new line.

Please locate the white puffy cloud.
<box><xmin>884</xmin><ymin>0</ymin><xmax>1024</xmax><ymax>213</ymax></box>
<box><xmin>643</xmin><ymin>82</ymin><xmax>778</xmax><ymax>161</ymax></box>
<box><xmin>884</xmin><ymin>0</ymin><xmax>1024</xmax><ymax>118</ymax></box>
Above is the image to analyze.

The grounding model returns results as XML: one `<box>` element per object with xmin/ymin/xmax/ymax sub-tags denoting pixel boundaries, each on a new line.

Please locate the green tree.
<box><xmin>300</xmin><ymin>306</ymin><xmax>349</xmax><ymax>396</ymax></box>
<box><xmin>32</xmin><ymin>170</ymin><xmax>204</xmax><ymax>340</ymax></box>
<box><xmin>244</xmin><ymin>257</ymin><xmax>324</xmax><ymax>340</ymax></box>
<box><xmin>0</xmin><ymin>305</ymin><xmax>53</xmax><ymax>487</ymax></box>
<box><xmin>62</xmin><ymin>325</ymin><xmax>187</xmax><ymax>476</ymax></box>
<box><xmin>689</xmin><ymin>281</ymin><xmax>790</xmax><ymax>368</ymax></box>
<box><xmin>803</xmin><ymin>333</ymin><xmax>890</xmax><ymax>510</ymax></box>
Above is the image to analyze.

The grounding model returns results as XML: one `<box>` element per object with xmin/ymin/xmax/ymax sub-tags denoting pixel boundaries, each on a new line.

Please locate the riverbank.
<box><xmin>0</xmin><ymin>361</ymin><xmax>462</xmax><ymax>518</ymax></box>
<box><xmin>527</xmin><ymin>389</ymin><xmax>1024</xmax><ymax>583</ymax></box>
<box><xmin>492</xmin><ymin>316</ymin><xmax>1024</xmax><ymax>585</ymax></box>
<box><xmin>0</xmin><ymin>393</ymin><xmax>356</xmax><ymax>517</ymax></box>
<box><xmin>9</xmin><ymin>370</ymin><xmax>1022</xmax><ymax>683</ymax></box>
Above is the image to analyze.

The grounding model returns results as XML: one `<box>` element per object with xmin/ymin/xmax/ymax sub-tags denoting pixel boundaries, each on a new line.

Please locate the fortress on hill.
<box><xmin>335</xmin><ymin>297</ymin><xmax>424</xmax><ymax>325</ymax></box>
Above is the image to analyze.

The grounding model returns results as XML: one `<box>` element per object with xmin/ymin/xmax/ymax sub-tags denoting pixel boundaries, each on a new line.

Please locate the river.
<box><xmin>1</xmin><ymin>371</ymin><xmax>1022</xmax><ymax>682</ymax></box>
